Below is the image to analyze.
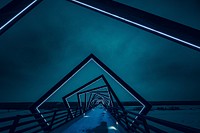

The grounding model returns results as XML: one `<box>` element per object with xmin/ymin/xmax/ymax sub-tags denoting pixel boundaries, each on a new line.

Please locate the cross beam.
<box><xmin>67</xmin><ymin>0</ymin><xmax>200</xmax><ymax>51</ymax></box>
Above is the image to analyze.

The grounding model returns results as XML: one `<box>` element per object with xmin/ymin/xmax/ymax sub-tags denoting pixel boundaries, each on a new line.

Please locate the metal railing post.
<box><xmin>49</xmin><ymin>111</ymin><xmax>57</xmax><ymax>131</ymax></box>
<box><xmin>9</xmin><ymin>115</ymin><xmax>20</xmax><ymax>133</ymax></box>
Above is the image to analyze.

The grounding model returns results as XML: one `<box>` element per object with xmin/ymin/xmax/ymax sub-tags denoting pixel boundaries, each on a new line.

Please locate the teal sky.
<box><xmin>0</xmin><ymin>0</ymin><xmax>200</xmax><ymax>102</ymax></box>
<box><xmin>115</xmin><ymin>0</ymin><xmax>200</xmax><ymax>30</ymax></box>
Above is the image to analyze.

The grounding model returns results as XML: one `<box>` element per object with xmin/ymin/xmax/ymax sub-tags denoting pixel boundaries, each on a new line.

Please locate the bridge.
<box><xmin>0</xmin><ymin>0</ymin><xmax>200</xmax><ymax>132</ymax></box>
<box><xmin>0</xmin><ymin>54</ymin><xmax>200</xmax><ymax>133</ymax></box>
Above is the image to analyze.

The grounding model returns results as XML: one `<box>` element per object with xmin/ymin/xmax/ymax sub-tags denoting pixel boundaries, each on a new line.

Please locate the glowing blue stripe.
<box><xmin>0</xmin><ymin>0</ymin><xmax>38</xmax><ymax>30</ymax></box>
<box><xmin>36</xmin><ymin>57</ymin><xmax>146</xmax><ymax>123</ymax></box>
<box><xmin>82</xmin><ymin>87</ymin><xmax>111</xmax><ymax>106</ymax></box>
<box><xmin>36</xmin><ymin>107</ymin><xmax>50</xmax><ymax>125</ymax></box>
<box><xmin>37</xmin><ymin>58</ymin><xmax>93</xmax><ymax>120</ymax></box>
<box><xmin>70</xmin><ymin>0</ymin><xmax>200</xmax><ymax>50</ymax></box>
<box><xmin>87</xmin><ymin>93</ymin><xmax>94</xmax><ymax>108</ymax></box>
<box><xmin>92</xmin><ymin>59</ymin><xmax>145</xmax><ymax>107</ymax></box>
<box><xmin>92</xmin><ymin>59</ymin><xmax>146</xmax><ymax>122</ymax></box>
<box><xmin>37</xmin><ymin>58</ymin><xmax>92</xmax><ymax>109</ymax></box>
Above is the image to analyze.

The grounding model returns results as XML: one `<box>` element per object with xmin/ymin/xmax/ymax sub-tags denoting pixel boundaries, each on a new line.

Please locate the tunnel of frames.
<box><xmin>0</xmin><ymin>0</ymin><xmax>200</xmax><ymax>132</ymax></box>
<box><xmin>0</xmin><ymin>54</ymin><xmax>200</xmax><ymax>132</ymax></box>
<box><xmin>29</xmin><ymin>54</ymin><xmax>152</xmax><ymax>131</ymax></box>
<box><xmin>27</xmin><ymin>54</ymin><xmax>199</xmax><ymax>132</ymax></box>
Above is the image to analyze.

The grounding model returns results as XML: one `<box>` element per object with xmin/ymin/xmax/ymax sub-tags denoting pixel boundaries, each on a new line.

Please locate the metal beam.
<box><xmin>67</xmin><ymin>0</ymin><xmax>200</xmax><ymax>51</ymax></box>
<box><xmin>77</xmin><ymin>87</ymin><xmax>111</xmax><ymax>108</ymax></box>
<box><xmin>62</xmin><ymin>75</ymin><xmax>103</xmax><ymax>100</ymax></box>
<box><xmin>0</xmin><ymin>0</ymin><xmax>43</xmax><ymax>35</ymax></box>
<box><xmin>30</xmin><ymin>54</ymin><xmax>151</xmax><ymax>130</ymax></box>
<box><xmin>91</xmin><ymin>55</ymin><xmax>151</xmax><ymax>115</ymax></box>
<box><xmin>76</xmin><ymin>85</ymin><xmax>107</xmax><ymax>95</ymax></box>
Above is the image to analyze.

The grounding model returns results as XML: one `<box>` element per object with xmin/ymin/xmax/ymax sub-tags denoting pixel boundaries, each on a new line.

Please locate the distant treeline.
<box><xmin>0</xmin><ymin>101</ymin><xmax>200</xmax><ymax>110</ymax></box>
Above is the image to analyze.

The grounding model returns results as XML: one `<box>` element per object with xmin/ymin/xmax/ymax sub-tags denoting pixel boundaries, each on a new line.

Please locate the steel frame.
<box><xmin>76</xmin><ymin>86</ymin><xmax>110</xmax><ymax>113</ymax></box>
<box><xmin>30</xmin><ymin>54</ymin><xmax>151</xmax><ymax>130</ymax></box>
<box><xmin>67</xmin><ymin>0</ymin><xmax>200</xmax><ymax>51</ymax></box>
<box><xmin>0</xmin><ymin>0</ymin><xmax>43</xmax><ymax>35</ymax></box>
<box><xmin>76</xmin><ymin>86</ymin><xmax>111</xmax><ymax>108</ymax></box>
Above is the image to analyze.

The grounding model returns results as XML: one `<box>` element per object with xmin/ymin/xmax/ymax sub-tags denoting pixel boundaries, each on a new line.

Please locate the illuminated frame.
<box><xmin>64</xmin><ymin>85</ymin><xmax>110</xmax><ymax>116</ymax></box>
<box><xmin>61</xmin><ymin>76</ymin><xmax>115</xmax><ymax>117</ymax></box>
<box><xmin>61</xmin><ymin>75</ymin><xmax>126</xmax><ymax>117</ymax></box>
<box><xmin>90</xmin><ymin>95</ymin><xmax>106</xmax><ymax>106</ymax></box>
<box><xmin>30</xmin><ymin>54</ymin><xmax>151</xmax><ymax>129</ymax></box>
<box><xmin>77</xmin><ymin>87</ymin><xmax>111</xmax><ymax>109</ymax></box>
<box><xmin>1</xmin><ymin>0</ymin><xmax>199</xmax><ymax>51</ymax></box>
<box><xmin>67</xmin><ymin>0</ymin><xmax>200</xmax><ymax>51</ymax></box>
<box><xmin>0</xmin><ymin>0</ymin><xmax>43</xmax><ymax>35</ymax></box>
<box><xmin>89</xmin><ymin>94</ymin><xmax>107</xmax><ymax>107</ymax></box>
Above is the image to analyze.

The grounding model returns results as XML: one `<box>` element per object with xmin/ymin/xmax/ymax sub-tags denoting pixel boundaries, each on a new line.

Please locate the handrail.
<box><xmin>0</xmin><ymin>108</ymin><xmax>66</xmax><ymax>122</ymax></box>
<box><xmin>0</xmin><ymin>106</ymin><xmax>85</xmax><ymax>133</ymax></box>
<box><xmin>106</xmin><ymin>106</ymin><xmax>200</xmax><ymax>133</ymax></box>
<box><xmin>1</xmin><ymin>105</ymin><xmax>200</xmax><ymax>132</ymax></box>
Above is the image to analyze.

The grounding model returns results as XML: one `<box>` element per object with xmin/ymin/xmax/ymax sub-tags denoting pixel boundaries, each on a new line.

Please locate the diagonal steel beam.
<box><xmin>63</xmin><ymin>75</ymin><xmax>103</xmax><ymax>100</ymax></box>
<box><xmin>67</xmin><ymin>0</ymin><xmax>200</xmax><ymax>51</ymax></box>
<box><xmin>76</xmin><ymin>86</ymin><xmax>107</xmax><ymax>107</ymax></box>
<box><xmin>30</xmin><ymin>54</ymin><xmax>152</xmax><ymax>130</ymax></box>
<box><xmin>0</xmin><ymin>0</ymin><xmax>43</xmax><ymax>35</ymax></box>
<box><xmin>77</xmin><ymin>85</ymin><xmax>107</xmax><ymax>94</ymax></box>
<box><xmin>91</xmin><ymin>54</ymin><xmax>152</xmax><ymax>115</ymax></box>
<box><xmin>102</xmin><ymin>75</ymin><xmax>125</xmax><ymax>110</ymax></box>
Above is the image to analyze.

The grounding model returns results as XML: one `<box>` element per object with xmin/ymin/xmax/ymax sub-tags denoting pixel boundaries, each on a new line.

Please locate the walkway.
<box><xmin>51</xmin><ymin>105</ymin><xmax>126</xmax><ymax>133</ymax></box>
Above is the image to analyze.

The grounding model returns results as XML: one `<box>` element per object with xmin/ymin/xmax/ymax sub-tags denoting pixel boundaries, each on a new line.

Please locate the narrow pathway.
<box><xmin>52</xmin><ymin>105</ymin><xmax>126</xmax><ymax>133</ymax></box>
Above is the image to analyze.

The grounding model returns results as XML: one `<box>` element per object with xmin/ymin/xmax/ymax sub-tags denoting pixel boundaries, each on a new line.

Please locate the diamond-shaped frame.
<box><xmin>30</xmin><ymin>54</ymin><xmax>151</xmax><ymax>128</ymax></box>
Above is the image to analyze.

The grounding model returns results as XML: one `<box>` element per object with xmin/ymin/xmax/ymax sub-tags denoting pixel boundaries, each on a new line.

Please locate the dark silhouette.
<box><xmin>86</xmin><ymin>121</ymin><xmax>108</xmax><ymax>133</ymax></box>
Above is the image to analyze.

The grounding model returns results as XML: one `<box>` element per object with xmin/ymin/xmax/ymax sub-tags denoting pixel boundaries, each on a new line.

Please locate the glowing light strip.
<box><xmin>36</xmin><ymin>59</ymin><xmax>93</xmax><ymax>122</ymax></box>
<box><xmin>83</xmin><ymin>88</ymin><xmax>110</xmax><ymax>107</ymax></box>
<box><xmin>36</xmin><ymin>107</ymin><xmax>50</xmax><ymax>125</ymax></box>
<box><xmin>0</xmin><ymin>0</ymin><xmax>38</xmax><ymax>30</ymax></box>
<box><xmin>91</xmin><ymin>93</ymin><xmax>108</xmax><ymax>104</ymax></box>
<box><xmin>64</xmin><ymin>76</ymin><xmax>102</xmax><ymax>100</ymax></box>
<box><xmin>65</xmin><ymin>77</ymin><xmax>103</xmax><ymax>112</ymax></box>
<box><xmin>83</xmin><ymin>87</ymin><xmax>111</xmax><ymax>106</ymax></box>
<box><xmin>92</xmin><ymin>59</ymin><xmax>145</xmax><ymax>107</ymax></box>
<box><xmin>37</xmin><ymin>58</ymin><xmax>92</xmax><ymax>109</ymax></box>
<box><xmin>87</xmin><ymin>93</ymin><xmax>94</xmax><ymax>108</ymax></box>
<box><xmin>92</xmin><ymin>59</ymin><xmax>146</xmax><ymax>123</ymax></box>
<box><xmin>66</xmin><ymin>100</ymin><xmax>74</xmax><ymax>117</ymax></box>
<box><xmin>65</xmin><ymin>77</ymin><xmax>104</xmax><ymax>114</ymax></box>
<box><xmin>36</xmin><ymin>56</ymin><xmax>146</xmax><ymax>123</ymax></box>
<box><xmin>70</xmin><ymin>0</ymin><xmax>200</xmax><ymax>50</ymax></box>
<box><xmin>90</xmin><ymin>93</ymin><xmax>107</xmax><ymax>105</ymax></box>
<box><xmin>96</xmin><ymin>99</ymin><xmax>105</xmax><ymax>105</ymax></box>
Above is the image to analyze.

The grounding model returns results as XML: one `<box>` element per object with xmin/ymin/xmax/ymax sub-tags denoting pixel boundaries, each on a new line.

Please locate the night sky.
<box><xmin>0</xmin><ymin>0</ymin><xmax>200</xmax><ymax>102</ymax></box>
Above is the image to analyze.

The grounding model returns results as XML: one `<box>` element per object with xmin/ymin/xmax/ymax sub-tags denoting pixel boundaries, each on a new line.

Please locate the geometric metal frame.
<box><xmin>1</xmin><ymin>0</ymin><xmax>199</xmax><ymax>52</ymax></box>
<box><xmin>0</xmin><ymin>0</ymin><xmax>43</xmax><ymax>35</ymax></box>
<box><xmin>62</xmin><ymin>80</ymin><xmax>109</xmax><ymax>109</ymax></box>
<box><xmin>67</xmin><ymin>0</ymin><xmax>200</xmax><ymax>51</ymax></box>
<box><xmin>77</xmin><ymin>89</ymin><xmax>110</xmax><ymax>111</ymax></box>
<box><xmin>62</xmin><ymin>75</ymin><xmax>116</xmax><ymax>111</ymax></box>
<box><xmin>76</xmin><ymin>86</ymin><xmax>111</xmax><ymax>108</ymax></box>
<box><xmin>30</xmin><ymin>54</ymin><xmax>152</xmax><ymax>128</ymax></box>
<box><xmin>62</xmin><ymin>76</ymin><xmax>121</xmax><ymax>116</ymax></box>
<box><xmin>77</xmin><ymin>86</ymin><xmax>111</xmax><ymax>113</ymax></box>
<box><xmin>0</xmin><ymin>1</ymin><xmax>198</xmax><ymax>131</ymax></box>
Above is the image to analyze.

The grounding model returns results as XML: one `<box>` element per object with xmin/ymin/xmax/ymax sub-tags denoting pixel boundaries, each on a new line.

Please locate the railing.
<box><xmin>106</xmin><ymin>106</ymin><xmax>200</xmax><ymax>133</ymax></box>
<box><xmin>0</xmin><ymin>107</ymin><xmax>86</xmax><ymax>133</ymax></box>
<box><xmin>1</xmin><ymin>105</ymin><xmax>200</xmax><ymax>133</ymax></box>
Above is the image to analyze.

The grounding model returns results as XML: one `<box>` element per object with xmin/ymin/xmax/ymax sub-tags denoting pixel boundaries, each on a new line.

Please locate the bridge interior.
<box><xmin>0</xmin><ymin>0</ymin><xmax>200</xmax><ymax>133</ymax></box>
